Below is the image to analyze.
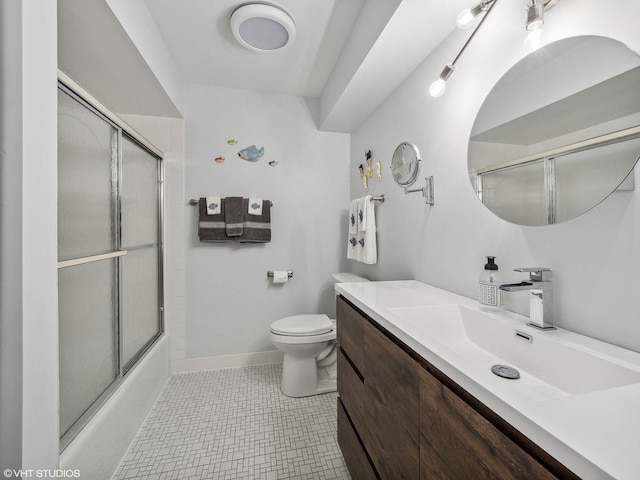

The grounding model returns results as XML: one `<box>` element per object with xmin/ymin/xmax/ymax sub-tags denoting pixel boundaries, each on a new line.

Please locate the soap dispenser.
<box><xmin>479</xmin><ymin>256</ymin><xmax>503</xmax><ymax>312</ymax></box>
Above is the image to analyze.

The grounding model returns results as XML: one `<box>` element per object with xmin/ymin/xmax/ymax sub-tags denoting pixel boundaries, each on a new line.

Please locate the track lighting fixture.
<box><xmin>456</xmin><ymin>0</ymin><xmax>496</xmax><ymax>29</ymax></box>
<box><xmin>429</xmin><ymin>0</ymin><xmax>561</xmax><ymax>98</ymax></box>
<box><xmin>429</xmin><ymin>0</ymin><xmax>499</xmax><ymax>98</ymax></box>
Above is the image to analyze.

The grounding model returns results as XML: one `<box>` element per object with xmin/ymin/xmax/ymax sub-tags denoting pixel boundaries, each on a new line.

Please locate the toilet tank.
<box><xmin>332</xmin><ymin>273</ymin><xmax>369</xmax><ymax>283</ymax></box>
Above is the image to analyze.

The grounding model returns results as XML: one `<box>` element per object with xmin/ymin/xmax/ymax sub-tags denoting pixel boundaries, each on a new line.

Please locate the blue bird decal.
<box><xmin>359</xmin><ymin>210</ymin><xmax>363</xmax><ymax>222</ymax></box>
<box><xmin>349</xmin><ymin>238</ymin><xmax>357</xmax><ymax>247</ymax></box>
<box><xmin>358</xmin><ymin>239</ymin><xmax>365</xmax><ymax>247</ymax></box>
<box><xmin>350</xmin><ymin>214</ymin><xmax>355</xmax><ymax>226</ymax></box>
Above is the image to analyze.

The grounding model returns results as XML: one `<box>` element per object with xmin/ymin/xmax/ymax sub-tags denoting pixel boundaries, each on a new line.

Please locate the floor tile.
<box><xmin>113</xmin><ymin>364</ymin><xmax>350</xmax><ymax>480</ymax></box>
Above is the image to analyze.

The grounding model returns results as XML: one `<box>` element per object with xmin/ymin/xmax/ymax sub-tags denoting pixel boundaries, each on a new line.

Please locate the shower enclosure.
<box><xmin>57</xmin><ymin>76</ymin><xmax>164</xmax><ymax>450</ymax></box>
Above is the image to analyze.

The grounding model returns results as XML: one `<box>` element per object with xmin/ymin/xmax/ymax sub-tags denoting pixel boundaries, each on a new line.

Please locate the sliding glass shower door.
<box><xmin>57</xmin><ymin>83</ymin><xmax>163</xmax><ymax>449</ymax></box>
<box><xmin>120</xmin><ymin>135</ymin><xmax>163</xmax><ymax>371</ymax></box>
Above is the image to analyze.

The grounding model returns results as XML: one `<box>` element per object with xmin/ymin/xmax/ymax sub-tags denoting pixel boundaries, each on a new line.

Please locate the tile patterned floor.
<box><xmin>113</xmin><ymin>364</ymin><xmax>350</xmax><ymax>480</ymax></box>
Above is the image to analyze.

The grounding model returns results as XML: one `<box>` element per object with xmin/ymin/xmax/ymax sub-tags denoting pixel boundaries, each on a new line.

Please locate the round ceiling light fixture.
<box><xmin>230</xmin><ymin>3</ymin><xmax>296</xmax><ymax>53</ymax></box>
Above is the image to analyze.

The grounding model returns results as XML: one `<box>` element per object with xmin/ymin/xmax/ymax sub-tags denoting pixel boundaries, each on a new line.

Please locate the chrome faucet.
<box><xmin>499</xmin><ymin>268</ymin><xmax>556</xmax><ymax>330</ymax></box>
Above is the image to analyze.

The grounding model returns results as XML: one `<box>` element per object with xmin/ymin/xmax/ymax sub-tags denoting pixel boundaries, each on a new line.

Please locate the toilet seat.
<box><xmin>270</xmin><ymin>314</ymin><xmax>333</xmax><ymax>336</ymax></box>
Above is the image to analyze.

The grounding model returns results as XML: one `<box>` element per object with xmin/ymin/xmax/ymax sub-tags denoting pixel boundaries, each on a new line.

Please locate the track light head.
<box><xmin>526</xmin><ymin>1</ymin><xmax>544</xmax><ymax>31</ymax></box>
<box><xmin>456</xmin><ymin>1</ymin><xmax>496</xmax><ymax>29</ymax></box>
<box><xmin>429</xmin><ymin>64</ymin><xmax>454</xmax><ymax>98</ymax></box>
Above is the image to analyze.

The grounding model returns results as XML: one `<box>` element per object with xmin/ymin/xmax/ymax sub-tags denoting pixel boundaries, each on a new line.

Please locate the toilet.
<box><xmin>270</xmin><ymin>272</ymin><xmax>369</xmax><ymax>397</ymax></box>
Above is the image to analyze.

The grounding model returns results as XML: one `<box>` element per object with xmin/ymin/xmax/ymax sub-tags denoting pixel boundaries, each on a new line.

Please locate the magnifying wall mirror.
<box><xmin>391</xmin><ymin>142</ymin><xmax>421</xmax><ymax>187</ymax></box>
<box><xmin>468</xmin><ymin>36</ymin><xmax>640</xmax><ymax>226</ymax></box>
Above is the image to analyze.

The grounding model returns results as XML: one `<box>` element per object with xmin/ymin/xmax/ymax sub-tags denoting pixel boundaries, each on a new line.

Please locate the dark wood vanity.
<box><xmin>336</xmin><ymin>295</ymin><xmax>581</xmax><ymax>480</ymax></box>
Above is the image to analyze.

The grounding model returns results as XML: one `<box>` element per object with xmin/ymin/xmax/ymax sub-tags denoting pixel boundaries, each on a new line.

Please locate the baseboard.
<box><xmin>172</xmin><ymin>350</ymin><xmax>284</xmax><ymax>374</ymax></box>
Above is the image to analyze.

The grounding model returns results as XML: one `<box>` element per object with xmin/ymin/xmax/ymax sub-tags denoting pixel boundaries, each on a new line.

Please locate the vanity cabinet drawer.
<box><xmin>337</xmin><ymin>398</ymin><xmax>377</xmax><ymax>480</ymax></box>
<box><xmin>364</xmin><ymin>320</ymin><xmax>420</xmax><ymax>480</ymax></box>
<box><xmin>337</xmin><ymin>347</ymin><xmax>364</xmax><ymax>435</ymax></box>
<box><xmin>419</xmin><ymin>368</ymin><xmax>560</xmax><ymax>480</ymax></box>
<box><xmin>337</xmin><ymin>295</ymin><xmax>365</xmax><ymax>374</ymax></box>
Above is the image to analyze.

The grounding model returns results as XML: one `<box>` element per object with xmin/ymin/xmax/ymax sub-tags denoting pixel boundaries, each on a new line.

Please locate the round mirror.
<box><xmin>391</xmin><ymin>142</ymin><xmax>421</xmax><ymax>188</ymax></box>
<box><xmin>468</xmin><ymin>36</ymin><xmax>640</xmax><ymax>226</ymax></box>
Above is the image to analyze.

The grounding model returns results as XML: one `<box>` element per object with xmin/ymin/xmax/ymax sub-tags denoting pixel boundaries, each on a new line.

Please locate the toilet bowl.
<box><xmin>270</xmin><ymin>273</ymin><xmax>369</xmax><ymax>397</ymax></box>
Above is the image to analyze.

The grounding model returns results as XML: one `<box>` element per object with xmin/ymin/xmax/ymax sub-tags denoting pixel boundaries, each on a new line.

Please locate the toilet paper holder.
<box><xmin>267</xmin><ymin>270</ymin><xmax>293</xmax><ymax>278</ymax></box>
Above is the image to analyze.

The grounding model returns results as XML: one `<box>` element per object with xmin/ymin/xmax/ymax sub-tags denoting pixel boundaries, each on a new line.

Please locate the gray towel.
<box><xmin>198</xmin><ymin>197</ymin><xmax>230</xmax><ymax>242</ymax></box>
<box><xmin>238</xmin><ymin>198</ymin><xmax>271</xmax><ymax>243</ymax></box>
<box><xmin>225</xmin><ymin>197</ymin><xmax>244</xmax><ymax>237</ymax></box>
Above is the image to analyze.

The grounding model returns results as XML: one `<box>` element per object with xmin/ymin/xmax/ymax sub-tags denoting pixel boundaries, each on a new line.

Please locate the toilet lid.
<box><xmin>270</xmin><ymin>314</ymin><xmax>333</xmax><ymax>336</ymax></box>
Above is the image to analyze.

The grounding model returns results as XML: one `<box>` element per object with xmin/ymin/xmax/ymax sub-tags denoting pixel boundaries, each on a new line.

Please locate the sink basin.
<box><xmin>387</xmin><ymin>304</ymin><xmax>640</xmax><ymax>400</ymax></box>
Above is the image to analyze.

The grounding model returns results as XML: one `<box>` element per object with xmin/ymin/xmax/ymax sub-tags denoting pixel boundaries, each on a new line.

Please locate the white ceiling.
<box><xmin>143</xmin><ymin>0</ymin><xmax>364</xmax><ymax>98</ymax></box>
<box><xmin>58</xmin><ymin>0</ymin><xmax>472</xmax><ymax>132</ymax></box>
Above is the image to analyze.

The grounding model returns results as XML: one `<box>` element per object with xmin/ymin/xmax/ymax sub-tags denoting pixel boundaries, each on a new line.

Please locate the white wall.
<box><xmin>0</xmin><ymin>0</ymin><xmax>24</xmax><ymax>470</ymax></box>
<box><xmin>22</xmin><ymin>0</ymin><xmax>60</xmax><ymax>468</ymax></box>
<box><xmin>349</xmin><ymin>0</ymin><xmax>640</xmax><ymax>353</ymax></box>
<box><xmin>0</xmin><ymin>0</ymin><xmax>60</xmax><ymax>471</ymax></box>
<box><xmin>182</xmin><ymin>84</ymin><xmax>350</xmax><ymax>366</ymax></box>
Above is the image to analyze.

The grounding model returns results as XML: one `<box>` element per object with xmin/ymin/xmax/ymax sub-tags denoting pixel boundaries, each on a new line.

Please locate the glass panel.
<box><xmin>121</xmin><ymin>247</ymin><xmax>161</xmax><ymax>368</ymax></box>
<box><xmin>481</xmin><ymin>161</ymin><xmax>547</xmax><ymax>226</ymax></box>
<box><xmin>120</xmin><ymin>136</ymin><xmax>159</xmax><ymax>249</ymax></box>
<box><xmin>555</xmin><ymin>137</ymin><xmax>640</xmax><ymax>222</ymax></box>
<box><xmin>58</xmin><ymin>84</ymin><xmax>164</xmax><ymax>446</ymax></box>
<box><xmin>58</xmin><ymin>260</ymin><xmax>118</xmax><ymax>437</ymax></box>
<box><xmin>58</xmin><ymin>89</ymin><xmax>116</xmax><ymax>261</ymax></box>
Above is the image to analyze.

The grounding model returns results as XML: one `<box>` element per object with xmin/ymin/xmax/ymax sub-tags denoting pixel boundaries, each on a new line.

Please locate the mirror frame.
<box><xmin>391</xmin><ymin>142</ymin><xmax>421</xmax><ymax>188</ymax></box>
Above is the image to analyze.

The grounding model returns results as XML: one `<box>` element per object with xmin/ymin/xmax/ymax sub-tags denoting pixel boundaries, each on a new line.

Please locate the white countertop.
<box><xmin>335</xmin><ymin>280</ymin><xmax>640</xmax><ymax>480</ymax></box>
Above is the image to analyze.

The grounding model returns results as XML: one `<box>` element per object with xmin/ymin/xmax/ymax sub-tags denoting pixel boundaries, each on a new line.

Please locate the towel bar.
<box><xmin>189</xmin><ymin>198</ymin><xmax>273</xmax><ymax>206</ymax></box>
<box><xmin>190</xmin><ymin>197</ymin><xmax>382</xmax><ymax>205</ymax></box>
<box><xmin>267</xmin><ymin>270</ymin><xmax>293</xmax><ymax>278</ymax></box>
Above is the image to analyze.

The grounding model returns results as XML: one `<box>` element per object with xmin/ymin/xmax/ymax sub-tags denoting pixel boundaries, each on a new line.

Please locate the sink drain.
<box><xmin>491</xmin><ymin>364</ymin><xmax>520</xmax><ymax>380</ymax></box>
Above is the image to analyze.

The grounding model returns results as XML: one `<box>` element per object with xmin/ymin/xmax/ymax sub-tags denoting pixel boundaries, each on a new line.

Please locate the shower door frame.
<box><xmin>57</xmin><ymin>71</ymin><xmax>165</xmax><ymax>451</ymax></box>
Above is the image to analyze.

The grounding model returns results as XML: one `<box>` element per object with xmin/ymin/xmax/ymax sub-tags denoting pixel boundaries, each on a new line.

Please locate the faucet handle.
<box><xmin>514</xmin><ymin>267</ymin><xmax>552</xmax><ymax>281</ymax></box>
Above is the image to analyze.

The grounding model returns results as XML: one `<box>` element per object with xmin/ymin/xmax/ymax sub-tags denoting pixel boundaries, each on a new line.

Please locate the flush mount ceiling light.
<box><xmin>429</xmin><ymin>0</ymin><xmax>561</xmax><ymax>98</ymax></box>
<box><xmin>230</xmin><ymin>3</ymin><xmax>296</xmax><ymax>53</ymax></box>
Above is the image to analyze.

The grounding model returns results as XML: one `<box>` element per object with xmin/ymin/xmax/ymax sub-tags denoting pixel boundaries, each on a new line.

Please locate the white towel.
<box><xmin>347</xmin><ymin>233</ymin><xmax>359</xmax><ymax>261</ymax></box>
<box><xmin>361</xmin><ymin>197</ymin><xmax>377</xmax><ymax>264</ymax></box>
<box><xmin>346</xmin><ymin>196</ymin><xmax>377</xmax><ymax>264</ymax></box>
<box><xmin>206</xmin><ymin>196</ymin><xmax>221</xmax><ymax>215</ymax></box>
<box><xmin>357</xmin><ymin>195</ymin><xmax>371</xmax><ymax>232</ymax></box>
<box><xmin>248</xmin><ymin>198</ymin><xmax>263</xmax><ymax>215</ymax></box>
<box><xmin>348</xmin><ymin>199</ymin><xmax>358</xmax><ymax>234</ymax></box>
